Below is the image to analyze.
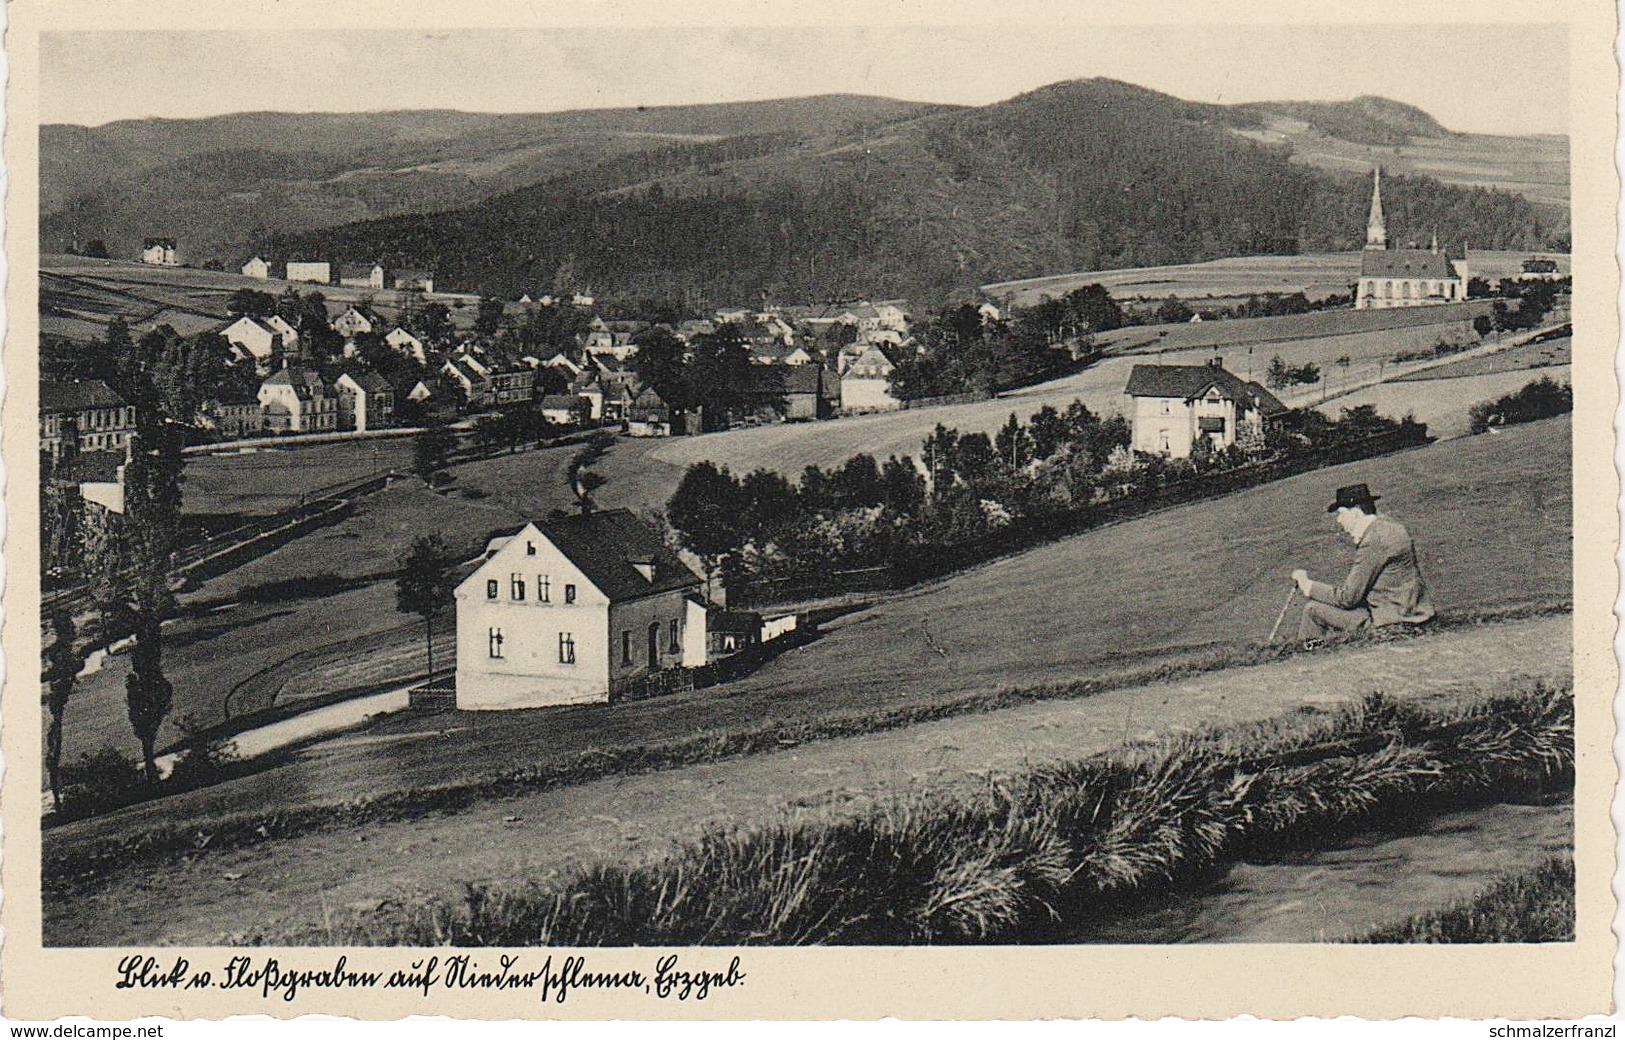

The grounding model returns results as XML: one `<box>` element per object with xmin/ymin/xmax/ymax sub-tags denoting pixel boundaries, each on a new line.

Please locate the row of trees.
<box><xmin>666</xmin><ymin>398</ymin><xmax>1422</xmax><ymax>598</ymax></box>
<box><xmin>44</xmin><ymin>334</ymin><xmax>189</xmax><ymax>809</ymax></box>
<box><xmin>889</xmin><ymin>288</ymin><xmax>1122</xmax><ymax>401</ymax></box>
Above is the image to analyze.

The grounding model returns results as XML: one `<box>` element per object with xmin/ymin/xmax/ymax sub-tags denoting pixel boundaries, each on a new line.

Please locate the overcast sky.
<box><xmin>42</xmin><ymin>24</ymin><xmax>1568</xmax><ymax>135</ymax></box>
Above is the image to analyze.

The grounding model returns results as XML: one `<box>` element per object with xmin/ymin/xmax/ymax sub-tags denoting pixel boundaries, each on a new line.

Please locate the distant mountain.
<box><xmin>263</xmin><ymin>79</ymin><xmax>1567</xmax><ymax>302</ymax></box>
<box><xmin>1241</xmin><ymin>96</ymin><xmax>1449</xmax><ymax>145</ymax></box>
<box><xmin>40</xmin><ymin>96</ymin><xmax>952</xmax><ymax>262</ymax></box>
<box><xmin>43</xmin><ymin>80</ymin><xmax>1568</xmax><ymax>302</ymax></box>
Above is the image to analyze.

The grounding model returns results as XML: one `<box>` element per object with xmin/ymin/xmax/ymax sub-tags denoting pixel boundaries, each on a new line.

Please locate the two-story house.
<box><xmin>454</xmin><ymin>510</ymin><xmax>708</xmax><ymax>710</ymax></box>
<box><xmin>258</xmin><ymin>365</ymin><xmax>338</xmax><ymax>433</ymax></box>
<box><xmin>221</xmin><ymin>314</ymin><xmax>299</xmax><ymax>368</ymax></box>
<box><xmin>40</xmin><ymin>379</ymin><xmax>137</xmax><ymax>463</ymax></box>
<box><xmin>286</xmin><ymin>260</ymin><xmax>331</xmax><ymax>284</ymax></box>
<box><xmin>1123</xmin><ymin>359</ymin><xmax>1288</xmax><ymax>459</ymax></box>
<box><xmin>334</xmin><ymin>371</ymin><xmax>396</xmax><ymax>431</ymax></box>
<box><xmin>338</xmin><ymin>263</ymin><xmax>386</xmax><ymax>289</ymax></box>
<box><xmin>331</xmin><ymin>306</ymin><xmax>375</xmax><ymax>338</ymax></box>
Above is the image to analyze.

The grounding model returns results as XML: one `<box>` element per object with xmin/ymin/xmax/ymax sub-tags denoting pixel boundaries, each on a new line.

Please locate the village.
<box><xmin>39</xmin><ymin>136</ymin><xmax>1578</xmax><ymax>950</ymax></box>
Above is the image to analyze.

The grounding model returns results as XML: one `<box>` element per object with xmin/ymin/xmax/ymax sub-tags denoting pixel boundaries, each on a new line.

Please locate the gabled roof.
<box><xmin>1124</xmin><ymin>363</ymin><xmax>1288</xmax><ymax>416</ymax></box>
<box><xmin>41</xmin><ymin>379</ymin><xmax>127</xmax><ymax>414</ymax></box>
<box><xmin>338</xmin><ymin>262</ymin><xmax>381</xmax><ymax>279</ymax></box>
<box><xmin>261</xmin><ymin>365</ymin><xmax>328</xmax><ymax>398</ymax></box>
<box><xmin>1359</xmin><ymin>248</ymin><xmax>1458</xmax><ymax>280</ymax></box>
<box><xmin>346</xmin><ymin>371</ymin><xmax>393</xmax><ymax>394</ymax></box>
<box><xmin>538</xmin><ymin>509</ymin><xmax>700</xmax><ymax>602</ymax></box>
<box><xmin>539</xmin><ymin>394</ymin><xmax>583</xmax><ymax>410</ymax></box>
<box><xmin>746</xmin><ymin>365</ymin><xmax>823</xmax><ymax>396</ymax></box>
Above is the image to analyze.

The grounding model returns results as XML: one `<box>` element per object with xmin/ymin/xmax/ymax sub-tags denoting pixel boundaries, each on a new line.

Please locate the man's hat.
<box><xmin>1327</xmin><ymin>483</ymin><xmax>1381</xmax><ymax>513</ymax></box>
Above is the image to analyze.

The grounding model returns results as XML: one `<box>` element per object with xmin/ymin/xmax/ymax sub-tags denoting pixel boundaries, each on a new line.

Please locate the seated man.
<box><xmin>1293</xmin><ymin>483</ymin><xmax>1434</xmax><ymax>645</ymax></box>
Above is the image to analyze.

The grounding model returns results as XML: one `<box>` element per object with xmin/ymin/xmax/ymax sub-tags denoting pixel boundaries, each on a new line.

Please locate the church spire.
<box><xmin>1365</xmin><ymin>166</ymin><xmax>1387</xmax><ymax>251</ymax></box>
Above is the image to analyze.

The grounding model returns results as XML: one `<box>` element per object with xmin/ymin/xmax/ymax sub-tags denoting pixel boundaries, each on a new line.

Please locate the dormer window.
<box><xmin>632</xmin><ymin>561</ymin><xmax>654</xmax><ymax>582</ymax></box>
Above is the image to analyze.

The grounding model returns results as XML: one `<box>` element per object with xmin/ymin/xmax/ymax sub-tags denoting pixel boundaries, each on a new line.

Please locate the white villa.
<box><xmin>1124</xmin><ymin>359</ymin><xmax>1288</xmax><ymax>459</ymax></box>
<box><xmin>454</xmin><ymin>510</ymin><xmax>708</xmax><ymax>710</ymax></box>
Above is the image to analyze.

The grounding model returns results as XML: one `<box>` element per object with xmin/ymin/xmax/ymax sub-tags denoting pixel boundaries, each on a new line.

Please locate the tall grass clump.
<box><xmin>313</xmin><ymin>682</ymin><xmax>1572</xmax><ymax>947</ymax></box>
<box><xmin>1353</xmin><ymin>855</ymin><xmax>1575</xmax><ymax>943</ymax></box>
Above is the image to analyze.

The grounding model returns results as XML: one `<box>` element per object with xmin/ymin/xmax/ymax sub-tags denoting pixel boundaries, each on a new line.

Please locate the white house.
<box><xmin>453</xmin><ymin>510</ymin><xmax>707</xmax><ymax>710</ymax></box>
<box><xmin>241</xmin><ymin>256</ymin><xmax>271</xmax><ymax>279</ymax></box>
<box><xmin>286</xmin><ymin>260</ymin><xmax>331</xmax><ymax>284</ymax></box>
<box><xmin>1123</xmin><ymin>359</ymin><xmax>1288</xmax><ymax>459</ymax></box>
<box><xmin>258</xmin><ymin>365</ymin><xmax>337</xmax><ymax>433</ymax></box>
<box><xmin>334</xmin><ymin>371</ymin><xmax>396</xmax><ymax>431</ymax></box>
<box><xmin>221</xmin><ymin>316</ymin><xmax>283</xmax><ymax>367</ymax></box>
<box><xmin>141</xmin><ymin>238</ymin><xmax>178</xmax><ymax>266</ymax></box>
<box><xmin>331</xmin><ymin>306</ymin><xmax>375</xmax><ymax>338</ymax></box>
<box><xmin>393</xmin><ymin>269</ymin><xmax>435</xmax><ymax>293</ymax></box>
<box><xmin>384</xmin><ymin>326</ymin><xmax>427</xmax><ymax>363</ymax></box>
<box><xmin>407</xmin><ymin>381</ymin><xmax>434</xmax><ymax>403</ymax></box>
<box><xmin>840</xmin><ymin>343</ymin><xmax>902</xmax><ymax>413</ymax></box>
<box><xmin>221</xmin><ymin>314</ymin><xmax>300</xmax><ymax>368</ymax></box>
<box><xmin>338</xmin><ymin>263</ymin><xmax>386</xmax><ymax>289</ymax></box>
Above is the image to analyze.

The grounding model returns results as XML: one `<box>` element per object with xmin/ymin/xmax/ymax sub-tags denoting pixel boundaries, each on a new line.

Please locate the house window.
<box><xmin>669</xmin><ymin>619</ymin><xmax>680</xmax><ymax>654</ymax></box>
<box><xmin>486</xmin><ymin>579</ymin><xmax>499</xmax><ymax>599</ymax></box>
<box><xmin>564</xmin><ymin>584</ymin><xmax>577</xmax><ymax>604</ymax></box>
<box><xmin>538</xmin><ymin>575</ymin><xmax>551</xmax><ymax>603</ymax></box>
<box><xmin>621</xmin><ymin>630</ymin><xmax>633</xmax><ymax>666</ymax></box>
<box><xmin>488</xmin><ymin>627</ymin><xmax>504</xmax><ymax>658</ymax></box>
<box><xmin>510</xmin><ymin>574</ymin><xmax>525</xmax><ymax>600</ymax></box>
<box><xmin>558</xmin><ymin>632</ymin><xmax>575</xmax><ymax>664</ymax></box>
<box><xmin>526</xmin><ymin>541</ymin><xmax>536</xmax><ymax>556</ymax></box>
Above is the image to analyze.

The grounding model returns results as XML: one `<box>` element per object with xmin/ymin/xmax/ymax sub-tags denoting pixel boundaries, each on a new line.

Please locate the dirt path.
<box><xmin>46</xmin><ymin>614</ymin><xmax>1570</xmax><ymax>946</ymax></box>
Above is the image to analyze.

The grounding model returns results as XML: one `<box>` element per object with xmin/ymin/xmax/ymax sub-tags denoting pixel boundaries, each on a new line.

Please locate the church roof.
<box><xmin>1359</xmin><ymin>249</ymin><xmax>1458</xmax><ymax>280</ymax></box>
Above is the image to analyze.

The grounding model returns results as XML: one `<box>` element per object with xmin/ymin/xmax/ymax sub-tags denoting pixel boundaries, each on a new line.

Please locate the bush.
<box><xmin>55</xmin><ymin>748</ymin><xmax>148</xmax><ymax>819</ymax></box>
<box><xmin>1468</xmin><ymin>377</ymin><xmax>1573</xmax><ymax>434</ymax></box>
<box><xmin>166</xmin><ymin>715</ymin><xmax>241</xmax><ymax>791</ymax></box>
<box><xmin>237</xmin><ymin>571</ymin><xmax>350</xmax><ymax>604</ymax></box>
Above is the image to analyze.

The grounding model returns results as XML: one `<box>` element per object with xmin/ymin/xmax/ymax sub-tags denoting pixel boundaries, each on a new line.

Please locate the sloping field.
<box><xmin>593</xmin><ymin>308</ymin><xmax>1494</xmax><ymax>518</ymax></box>
<box><xmin>987</xmin><ymin>251</ymin><xmax>1564</xmax><ymax>308</ymax></box>
<box><xmin>1390</xmin><ymin>336</ymin><xmax>1570</xmax><ymax>382</ymax></box>
<box><xmin>58</xmin><ymin>444</ymin><xmax>583</xmax><ymax>765</ymax></box>
<box><xmin>1232</xmin><ymin>117</ymin><xmax>1569</xmax><ymax>208</ymax></box>
<box><xmin>1319</xmin><ymin>366</ymin><xmax>1570</xmax><ymax>441</ymax></box>
<box><xmin>48</xmin><ymin>417</ymin><xmax>1569</xmax><ymax>854</ymax></box>
<box><xmin>183</xmin><ymin>439</ymin><xmax>417</xmax><ymax>517</ymax></box>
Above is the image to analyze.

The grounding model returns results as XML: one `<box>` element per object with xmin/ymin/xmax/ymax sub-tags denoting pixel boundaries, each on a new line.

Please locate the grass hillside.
<box><xmin>47</xmin><ymin>416</ymin><xmax>1570</xmax><ymax>855</ymax></box>
<box><xmin>275</xmin><ymin>79</ymin><xmax>1563</xmax><ymax>301</ymax></box>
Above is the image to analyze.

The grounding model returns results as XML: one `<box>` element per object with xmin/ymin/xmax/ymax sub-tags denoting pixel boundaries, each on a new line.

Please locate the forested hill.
<box><xmin>269</xmin><ymin>79</ymin><xmax>1564</xmax><ymax>302</ymax></box>
<box><xmin>40</xmin><ymin>95</ymin><xmax>953</xmax><ymax>262</ymax></box>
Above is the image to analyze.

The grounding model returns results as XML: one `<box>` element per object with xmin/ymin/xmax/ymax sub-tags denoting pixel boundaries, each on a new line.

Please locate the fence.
<box><xmin>898</xmin><ymin>389</ymin><xmax>998</xmax><ymax>410</ymax></box>
<box><xmin>727</xmin><ymin>426</ymin><xmax>1431</xmax><ymax>607</ymax></box>
<box><xmin>609</xmin><ymin>621</ymin><xmax>821</xmax><ymax>704</ymax></box>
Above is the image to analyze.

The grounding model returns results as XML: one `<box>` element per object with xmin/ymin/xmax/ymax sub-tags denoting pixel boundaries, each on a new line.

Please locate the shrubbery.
<box><xmin>1468</xmin><ymin>377</ymin><xmax>1573</xmax><ymax>434</ymax></box>
<box><xmin>55</xmin><ymin>748</ymin><xmax>148</xmax><ymax>820</ymax></box>
<box><xmin>666</xmin><ymin>399</ymin><xmax>1423</xmax><ymax>598</ymax></box>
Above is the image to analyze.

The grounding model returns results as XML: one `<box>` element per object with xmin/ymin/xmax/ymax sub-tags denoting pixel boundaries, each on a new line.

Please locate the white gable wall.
<box><xmin>455</xmin><ymin>524</ymin><xmax>613</xmax><ymax>709</ymax></box>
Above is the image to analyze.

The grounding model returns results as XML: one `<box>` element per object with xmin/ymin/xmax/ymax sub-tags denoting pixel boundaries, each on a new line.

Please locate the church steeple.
<box><xmin>1365</xmin><ymin>166</ymin><xmax>1388</xmax><ymax>251</ymax></box>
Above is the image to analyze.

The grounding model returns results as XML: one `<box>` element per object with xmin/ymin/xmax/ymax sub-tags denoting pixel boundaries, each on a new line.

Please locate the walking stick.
<box><xmin>1268</xmin><ymin>584</ymin><xmax>1297</xmax><ymax>644</ymax></box>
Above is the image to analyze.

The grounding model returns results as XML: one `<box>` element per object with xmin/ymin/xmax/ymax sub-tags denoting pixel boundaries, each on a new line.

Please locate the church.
<box><xmin>1354</xmin><ymin>168</ymin><xmax>1469</xmax><ymax>309</ymax></box>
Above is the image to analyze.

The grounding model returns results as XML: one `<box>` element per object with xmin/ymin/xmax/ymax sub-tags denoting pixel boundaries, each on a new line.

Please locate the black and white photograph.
<box><xmin>9</xmin><ymin>3</ymin><xmax>1616</xmax><ymax>1023</ymax></box>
